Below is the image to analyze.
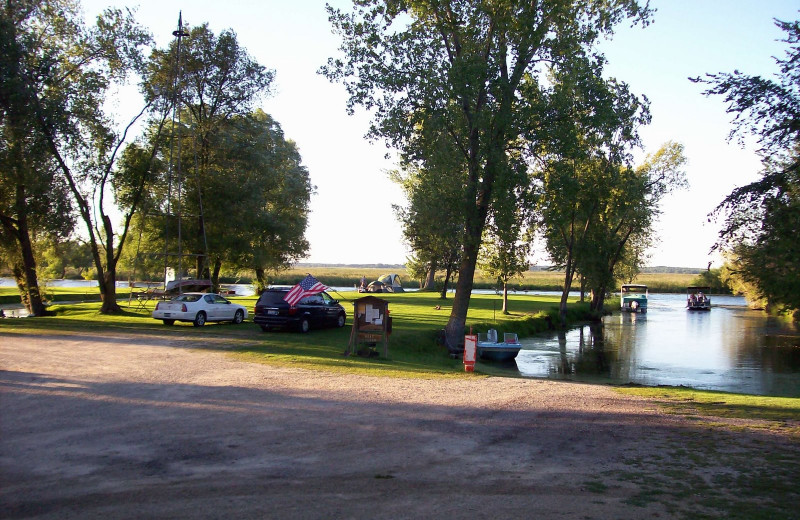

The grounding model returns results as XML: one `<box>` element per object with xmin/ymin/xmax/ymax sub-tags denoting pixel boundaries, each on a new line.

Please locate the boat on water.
<box><xmin>477</xmin><ymin>329</ymin><xmax>522</xmax><ymax>362</ymax></box>
<box><xmin>687</xmin><ymin>286</ymin><xmax>711</xmax><ymax>311</ymax></box>
<box><xmin>620</xmin><ymin>284</ymin><xmax>648</xmax><ymax>313</ymax></box>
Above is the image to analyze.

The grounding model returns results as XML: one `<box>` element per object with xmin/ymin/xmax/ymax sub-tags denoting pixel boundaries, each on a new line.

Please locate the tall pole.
<box><xmin>164</xmin><ymin>13</ymin><xmax>189</xmax><ymax>293</ymax></box>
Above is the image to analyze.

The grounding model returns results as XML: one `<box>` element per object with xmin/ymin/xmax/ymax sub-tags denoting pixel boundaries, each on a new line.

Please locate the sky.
<box><xmin>82</xmin><ymin>0</ymin><xmax>799</xmax><ymax>269</ymax></box>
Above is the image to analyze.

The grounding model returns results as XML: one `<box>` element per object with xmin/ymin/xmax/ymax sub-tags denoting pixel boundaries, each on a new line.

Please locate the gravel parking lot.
<box><xmin>1</xmin><ymin>329</ymin><xmax>795</xmax><ymax>519</ymax></box>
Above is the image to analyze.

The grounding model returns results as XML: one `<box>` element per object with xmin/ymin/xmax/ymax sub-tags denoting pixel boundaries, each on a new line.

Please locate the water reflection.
<box><xmin>513</xmin><ymin>294</ymin><xmax>800</xmax><ymax>396</ymax></box>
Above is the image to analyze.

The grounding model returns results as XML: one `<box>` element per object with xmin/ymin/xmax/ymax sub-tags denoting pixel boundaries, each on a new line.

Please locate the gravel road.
<box><xmin>0</xmin><ymin>328</ymin><xmax>793</xmax><ymax>519</ymax></box>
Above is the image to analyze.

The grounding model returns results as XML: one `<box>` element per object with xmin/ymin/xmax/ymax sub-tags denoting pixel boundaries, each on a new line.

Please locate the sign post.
<box><xmin>464</xmin><ymin>334</ymin><xmax>477</xmax><ymax>372</ymax></box>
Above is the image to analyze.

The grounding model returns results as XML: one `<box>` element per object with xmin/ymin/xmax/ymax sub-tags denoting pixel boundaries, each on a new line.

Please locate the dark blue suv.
<box><xmin>253</xmin><ymin>288</ymin><xmax>346</xmax><ymax>333</ymax></box>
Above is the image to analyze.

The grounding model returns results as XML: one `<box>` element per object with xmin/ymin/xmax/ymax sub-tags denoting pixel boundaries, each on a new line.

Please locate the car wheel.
<box><xmin>299</xmin><ymin>318</ymin><xmax>310</xmax><ymax>333</ymax></box>
<box><xmin>336</xmin><ymin>313</ymin><xmax>346</xmax><ymax>328</ymax></box>
<box><xmin>162</xmin><ymin>319</ymin><xmax>175</xmax><ymax>326</ymax></box>
<box><xmin>193</xmin><ymin>311</ymin><xmax>206</xmax><ymax>327</ymax></box>
<box><xmin>233</xmin><ymin>309</ymin><xmax>244</xmax><ymax>324</ymax></box>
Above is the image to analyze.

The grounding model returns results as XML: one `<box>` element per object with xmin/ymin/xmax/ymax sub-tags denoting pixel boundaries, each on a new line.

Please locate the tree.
<box><xmin>38</xmin><ymin>236</ymin><xmax>93</xmax><ymax>280</ymax></box>
<box><xmin>693</xmin><ymin>19</ymin><xmax>800</xmax><ymax>318</ymax></box>
<box><xmin>147</xmin><ymin>23</ymin><xmax>275</xmax><ymax>280</ymax></box>
<box><xmin>478</xmin><ymin>220</ymin><xmax>531</xmax><ymax>314</ymax></box>
<box><xmin>0</xmin><ymin>0</ymin><xmax>77</xmax><ymax>315</ymax></box>
<box><xmin>577</xmin><ymin>142</ymin><xmax>687</xmax><ymax>314</ymax></box>
<box><xmin>127</xmin><ymin>110</ymin><xmax>312</xmax><ymax>291</ymax></box>
<box><xmin>391</xmin><ymin>160</ymin><xmax>464</xmax><ymax>298</ymax></box>
<box><xmin>537</xmin><ymin>64</ymin><xmax>651</xmax><ymax>325</ymax></box>
<box><xmin>322</xmin><ymin>0</ymin><xmax>652</xmax><ymax>352</ymax></box>
<box><xmin>6</xmin><ymin>0</ymin><xmax>164</xmax><ymax>313</ymax></box>
<box><xmin>208</xmin><ymin>111</ymin><xmax>312</xmax><ymax>290</ymax></box>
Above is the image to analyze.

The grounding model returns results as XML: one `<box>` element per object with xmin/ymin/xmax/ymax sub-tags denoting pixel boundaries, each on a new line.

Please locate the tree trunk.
<box><xmin>99</xmin><ymin>267</ymin><xmax>121</xmax><ymax>313</ymax></box>
<box><xmin>211</xmin><ymin>258</ymin><xmax>222</xmax><ymax>293</ymax></box>
<box><xmin>444</xmin><ymin>238</ymin><xmax>481</xmax><ymax>354</ymax></box>
<box><xmin>14</xmin><ymin>200</ymin><xmax>47</xmax><ymax>316</ymax></box>
<box><xmin>19</xmin><ymin>233</ymin><xmax>47</xmax><ymax>316</ymax></box>
<box><xmin>559</xmin><ymin>260</ymin><xmax>575</xmax><ymax>328</ymax></box>
<box><xmin>422</xmin><ymin>262</ymin><xmax>436</xmax><ymax>291</ymax></box>
<box><xmin>590</xmin><ymin>285</ymin><xmax>606</xmax><ymax>313</ymax></box>
<box><xmin>12</xmin><ymin>264</ymin><xmax>30</xmax><ymax>311</ymax></box>
<box><xmin>440</xmin><ymin>263</ymin><xmax>452</xmax><ymax>300</ymax></box>
<box><xmin>98</xmin><ymin>214</ymin><xmax>121</xmax><ymax>314</ymax></box>
<box><xmin>579</xmin><ymin>274</ymin><xmax>586</xmax><ymax>302</ymax></box>
<box><xmin>502</xmin><ymin>281</ymin><xmax>508</xmax><ymax>314</ymax></box>
<box><xmin>254</xmin><ymin>267</ymin><xmax>267</xmax><ymax>293</ymax></box>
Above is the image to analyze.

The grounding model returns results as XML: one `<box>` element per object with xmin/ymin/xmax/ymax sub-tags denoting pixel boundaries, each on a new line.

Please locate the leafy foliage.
<box><xmin>145</xmin><ymin>23</ymin><xmax>278</xmax><ymax>286</ymax></box>
<box><xmin>696</xmin><ymin>18</ymin><xmax>800</xmax><ymax>317</ymax></box>
<box><xmin>322</xmin><ymin>0</ymin><xmax>652</xmax><ymax>349</ymax></box>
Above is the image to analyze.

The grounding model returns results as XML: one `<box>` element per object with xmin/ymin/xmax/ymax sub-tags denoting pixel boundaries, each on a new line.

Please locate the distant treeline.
<box><xmin>294</xmin><ymin>263</ymin><xmax>708</xmax><ymax>275</ymax></box>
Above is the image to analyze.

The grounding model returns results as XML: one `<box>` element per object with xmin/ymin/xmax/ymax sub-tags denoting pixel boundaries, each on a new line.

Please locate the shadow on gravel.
<box><xmin>1</xmin><ymin>368</ymin><xmax>798</xmax><ymax>519</ymax></box>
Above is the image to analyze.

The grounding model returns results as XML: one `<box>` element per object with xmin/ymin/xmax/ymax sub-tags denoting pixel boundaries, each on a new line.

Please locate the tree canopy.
<box><xmin>1</xmin><ymin>0</ymin><xmax>154</xmax><ymax>313</ymax></box>
<box><xmin>323</xmin><ymin>0</ymin><xmax>652</xmax><ymax>351</ymax></box>
<box><xmin>694</xmin><ymin>18</ymin><xmax>800</xmax><ymax>317</ymax></box>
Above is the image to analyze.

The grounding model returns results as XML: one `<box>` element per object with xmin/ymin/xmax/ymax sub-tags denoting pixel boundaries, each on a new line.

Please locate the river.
<box><xmin>510</xmin><ymin>293</ymin><xmax>800</xmax><ymax>397</ymax></box>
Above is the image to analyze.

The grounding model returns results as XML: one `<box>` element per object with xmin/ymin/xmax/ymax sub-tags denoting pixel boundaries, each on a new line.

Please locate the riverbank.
<box><xmin>1</xmin><ymin>330</ymin><xmax>796</xmax><ymax>519</ymax></box>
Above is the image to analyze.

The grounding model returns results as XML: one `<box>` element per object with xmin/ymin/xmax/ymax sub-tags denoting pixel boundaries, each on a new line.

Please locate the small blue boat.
<box><xmin>477</xmin><ymin>330</ymin><xmax>522</xmax><ymax>362</ymax></box>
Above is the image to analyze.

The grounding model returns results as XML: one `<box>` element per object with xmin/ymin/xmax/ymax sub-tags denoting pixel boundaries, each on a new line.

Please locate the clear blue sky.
<box><xmin>83</xmin><ymin>0</ymin><xmax>798</xmax><ymax>268</ymax></box>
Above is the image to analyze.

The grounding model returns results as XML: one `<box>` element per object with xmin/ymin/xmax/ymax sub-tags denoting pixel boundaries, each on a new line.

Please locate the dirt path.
<box><xmin>0</xmin><ymin>329</ymin><xmax>794</xmax><ymax>519</ymax></box>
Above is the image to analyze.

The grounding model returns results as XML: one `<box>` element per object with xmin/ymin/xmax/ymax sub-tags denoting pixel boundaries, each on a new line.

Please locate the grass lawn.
<box><xmin>0</xmin><ymin>289</ymin><xmax>579</xmax><ymax>377</ymax></box>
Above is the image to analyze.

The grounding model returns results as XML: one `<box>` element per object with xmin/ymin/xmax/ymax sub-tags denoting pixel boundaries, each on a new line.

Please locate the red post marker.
<box><xmin>464</xmin><ymin>334</ymin><xmax>477</xmax><ymax>372</ymax></box>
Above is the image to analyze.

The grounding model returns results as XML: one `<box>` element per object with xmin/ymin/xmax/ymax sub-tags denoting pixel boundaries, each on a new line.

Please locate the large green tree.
<box><xmin>127</xmin><ymin>110</ymin><xmax>312</xmax><ymax>291</ymax></box>
<box><xmin>5</xmin><ymin>0</ymin><xmax>164</xmax><ymax>313</ymax></box>
<box><xmin>204</xmin><ymin>111</ymin><xmax>312</xmax><ymax>290</ymax></box>
<box><xmin>576</xmin><ymin>142</ymin><xmax>687</xmax><ymax>314</ymax></box>
<box><xmin>391</xmin><ymin>159</ymin><xmax>464</xmax><ymax>297</ymax></box>
<box><xmin>147</xmin><ymin>23</ymin><xmax>275</xmax><ymax>281</ymax></box>
<box><xmin>1</xmin><ymin>0</ymin><xmax>78</xmax><ymax>315</ymax></box>
<box><xmin>693</xmin><ymin>18</ymin><xmax>800</xmax><ymax>317</ymax></box>
<box><xmin>322</xmin><ymin>0</ymin><xmax>652</xmax><ymax>352</ymax></box>
<box><xmin>534</xmin><ymin>57</ymin><xmax>651</xmax><ymax>325</ymax></box>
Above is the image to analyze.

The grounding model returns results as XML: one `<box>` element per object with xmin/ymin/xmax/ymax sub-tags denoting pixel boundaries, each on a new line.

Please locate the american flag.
<box><xmin>283</xmin><ymin>274</ymin><xmax>328</xmax><ymax>307</ymax></box>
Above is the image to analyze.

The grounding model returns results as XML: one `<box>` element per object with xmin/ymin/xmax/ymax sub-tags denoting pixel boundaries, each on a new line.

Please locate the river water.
<box><xmin>511</xmin><ymin>293</ymin><xmax>800</xmax><ymax>397</ymax></box>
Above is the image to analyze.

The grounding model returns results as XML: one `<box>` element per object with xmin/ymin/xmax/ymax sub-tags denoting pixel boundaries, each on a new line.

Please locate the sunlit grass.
<box><xmin>615</xmin><ymin>386</ymin><xmax>800</xmax><ymax>436</ymax></box>
<box><xmin>0</xmin><ymin>290</ymin><xmax>582</xmax><ymax>377</ymax></box>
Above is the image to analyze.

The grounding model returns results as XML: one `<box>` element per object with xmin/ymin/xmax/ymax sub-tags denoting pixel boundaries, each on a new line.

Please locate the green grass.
<box><xmin>608</xmin><ymin>387</ymin><xmax>800</xmax><ymax>519</ymax></box>
<box><xmin>0</xmin><ymin>289</ymin><xmax>585</xmax><ymax>378</ymax></box>
<box><xmin>614</xmin><ymin>386</ymin><xmax>800</xmax><ymax>436</ymax></box>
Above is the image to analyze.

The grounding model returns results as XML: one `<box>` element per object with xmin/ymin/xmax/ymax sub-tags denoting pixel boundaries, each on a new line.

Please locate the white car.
<box><xmin>152</xmin><ymin>292</ymin><xmax>248</xmax><ymax>327</ymax></box>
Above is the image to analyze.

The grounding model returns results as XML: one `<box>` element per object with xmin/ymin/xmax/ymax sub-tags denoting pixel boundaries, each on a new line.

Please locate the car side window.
<box><xmin>203</xmin><ymin>295</ymin><xmax>214</xmax><ymax>304</ymax></box>
<box><xmin>321</xmin><ymin>293</ymin><xmax>333</xmax><ymax>304</ymax></box>
<box><xmin>300</xmin><ymin>294</ymin><xmax>323</xmax><ymax>305</ymax></box>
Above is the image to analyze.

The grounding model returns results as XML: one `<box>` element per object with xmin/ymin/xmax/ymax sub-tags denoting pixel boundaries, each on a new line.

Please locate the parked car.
<box><xmin>253</xmin><ymin>288</ymin><xmax>346</xmax><ymax>333</ymax></box>
<box><xmin>152</xmin><ymin>292</ymin><xmax>248</xmax><ymax>326</ymax></box>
